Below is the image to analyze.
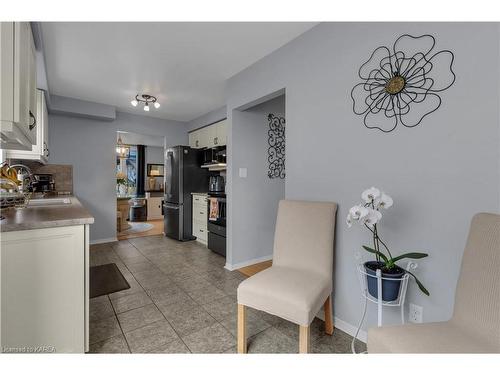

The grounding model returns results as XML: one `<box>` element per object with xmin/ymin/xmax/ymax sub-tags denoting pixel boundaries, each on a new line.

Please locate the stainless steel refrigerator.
<box><xmin>163</xmin><ymin>146</ymin><xmax>209</xmax><ymax>241</ymax></box>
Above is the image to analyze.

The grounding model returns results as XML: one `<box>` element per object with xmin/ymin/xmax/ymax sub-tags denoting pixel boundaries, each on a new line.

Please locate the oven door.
<box><xmin>208</xmin><ymin>231</ymin><xmax>226</xmax><ymax>257</ymax></box>
<box><xmin>207</xmin><ymin>196</ymin><xmax>226</xmax><ymax>226</ymax></box>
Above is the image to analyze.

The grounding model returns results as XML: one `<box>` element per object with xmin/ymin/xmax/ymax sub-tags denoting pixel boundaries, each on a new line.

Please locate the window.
<box><xmin>116</xmin><ymin>145</ymin><xmax>137</xmax><ymax>195</ymax></box>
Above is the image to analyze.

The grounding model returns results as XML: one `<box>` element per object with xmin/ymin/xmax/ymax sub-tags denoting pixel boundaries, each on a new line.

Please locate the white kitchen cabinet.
<box><xmin>198</xmin><ymin>126</ymin><xmax>210</xmax><ymax>148</ymax></box>
<box><xmin>147</xmin><ymin>197</ymin><xmax>163</xmax><ymax>220</ymax></box>
<box><xmin>206</xmin><ymin>124</ymin><xmax>217</xmax><ymax>148</ymax></box>
<box><xmin>0</xmin><ymin>225</ymin><xmax>90</xmax><ymax>353</ymax></box>
<box><xmin>188</xmin><ymin>131</ymin><xmax>197</xmax><ymax>148</ymax></box>
<box><xmin>215</xmin><ymin>119</ymin><xmax>227</xmax><ymax>146</ymax></box>
<box><xmin>188</xmin><ymin>119</ymin><xmax>227</xmax><ymax>149</ymax></box>
<box><xmin>0</xmin><ymin>22</ymin><xmax>37</xmax><ymax>150</ymax></box>
<box><xmin>6</xmin><ymin>89</ymin><xmax>49</xmax><ymax>163</ymax></box>
<box><xmin>192</xmin><ymin>193</ymin><xmax>207</xmax><ymax>244</ymax></box>
<box><xmin>189</xmin><ymin>127</ymin><xmax>208</xmax><ymax>149</ymax></box>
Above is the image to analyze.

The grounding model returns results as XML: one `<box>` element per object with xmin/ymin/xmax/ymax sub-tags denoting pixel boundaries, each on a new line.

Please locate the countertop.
<box><xmin>117</xmin><ymin>196</ymin><xmax>133</xmax><ymax>201</ymax></box>
<box><xmin>117</xmin><ymin>195</ymin><xmax>163</xmax><ymax>200</ymax></box>
<box><xmin>0</xmin><ymin>196</ymin><xmax>94</xmax><ymax>232</ymax></box>
<box><xmin>191</xmin><ymin>192</ymin><xmax>208</xmax><ymax>196</ymax></box>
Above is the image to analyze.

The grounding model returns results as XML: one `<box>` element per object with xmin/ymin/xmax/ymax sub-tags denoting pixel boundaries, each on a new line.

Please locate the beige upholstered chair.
<box><xmin>368</xmin><ymin>213</ymin><xmax>500</xmax><ymax>353</ymax></box>
<box><xmin>237</xmin><ymin>200</ymin><xmax>337</xmax><ymax>353</ymax></box>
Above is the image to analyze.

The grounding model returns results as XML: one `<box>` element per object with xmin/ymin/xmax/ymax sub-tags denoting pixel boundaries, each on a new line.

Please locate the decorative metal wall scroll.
<box><xmin>351</xmin><ymin>34</ymin><xmax>456</xmax><ymax>133</ymax></box>
<box><xmin>267</xmin><ymin>113</ymin><xmax>285</xmax><ymax>179</ymax></box>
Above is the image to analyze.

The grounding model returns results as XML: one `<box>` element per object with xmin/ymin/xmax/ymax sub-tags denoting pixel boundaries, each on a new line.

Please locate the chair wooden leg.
<box><xmin>299</xmin><ymin>325</ymin><xmax>310</xmax><ymax>353</ymax></box>
<box><xmin>237</xmin><ymin>304</ymin><xmax>247</xmax><ymax>353</ymax></box>
<box><xmin>324</xmin><ymin>294</ymin><xmax>334</xmax><ymax>335</ymax></box>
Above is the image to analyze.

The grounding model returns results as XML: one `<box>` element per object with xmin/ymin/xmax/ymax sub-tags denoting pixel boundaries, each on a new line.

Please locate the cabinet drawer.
<box><xmin>192</xmin><ymin>195</ymin><xmax>207</xmax><ymax>205</ymax></box>
<box><xmin>193</xmin><ymin>217</ymin><xmax>207</xmax><ymax>229</ymax></box>
<box><xmin>193</xmin><ymin>203</ymin><xmax>207</xmax><ymax>217</ymax></box>
<box><xmin>192</xmin><ymin>221</ymin><xmax>207</xmax><ymax>242</ymax></box>
<box><xmin>193</xmin><ymin>213</ymin><xmax>206</xmax><ymax>224</ymax></box>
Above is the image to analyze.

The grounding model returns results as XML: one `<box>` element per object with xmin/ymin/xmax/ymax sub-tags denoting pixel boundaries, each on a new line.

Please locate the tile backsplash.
<box><xmin>11</xmin><ymin>160</ymin><xmax>73</xmax><ymax>193</ymax></box>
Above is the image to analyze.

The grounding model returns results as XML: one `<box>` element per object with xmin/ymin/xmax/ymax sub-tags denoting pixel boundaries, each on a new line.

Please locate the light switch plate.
<box><xmin>239</xmin><ymin>168</ymin><xmax>247</xmax><ymax>178</ymax></box>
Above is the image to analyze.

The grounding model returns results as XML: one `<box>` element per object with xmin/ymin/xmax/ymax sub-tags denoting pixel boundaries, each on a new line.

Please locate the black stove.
<box><xmin>207</xmin><ymin>192</ymin><xmax>226</xmax><ymax>257</ymax></box>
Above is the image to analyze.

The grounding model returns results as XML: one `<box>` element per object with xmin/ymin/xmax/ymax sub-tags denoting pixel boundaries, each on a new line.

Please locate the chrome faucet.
<box><xmin>9</xmin><ymin>164</ymin><xmax>35</xmax><ymax>193</ymax></box>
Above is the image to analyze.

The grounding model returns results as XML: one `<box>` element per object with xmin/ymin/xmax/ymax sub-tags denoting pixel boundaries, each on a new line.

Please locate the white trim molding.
<box><xmin>224</xmin><ymin>255</ymin><xmax>273</xmax><ymax>271</ymax></box>
<box><xmin>316</xmin><ymin>308</ymin><xmax>367</xmax><ymax>343</ymax></box>
<box><xmin>89</xmin><ymin>237</ymin><xmax>117</xmax><ymax>245</ymax></box>
<box><xmin>334</xmin><ymin>316</ymin><xmax>367</xmax><ymax>343</ymax></box>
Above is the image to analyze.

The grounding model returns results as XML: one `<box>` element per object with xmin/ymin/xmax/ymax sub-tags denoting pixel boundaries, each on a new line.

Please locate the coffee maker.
<box><xmin>33</xmin><ymin>174</ymin><xmax>55</xmax><ymax>193</ymax></box>
<box><xmin>209</xmin><ymin>175</ymin><xmax>225</xmax><ymax>193</ymax></box>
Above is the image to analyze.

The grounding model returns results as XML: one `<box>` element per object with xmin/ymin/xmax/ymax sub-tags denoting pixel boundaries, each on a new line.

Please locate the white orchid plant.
<box><xmin>347</xmin><ymin>187</ymin><xmax>429</xmax><ymax>296</ymax></box>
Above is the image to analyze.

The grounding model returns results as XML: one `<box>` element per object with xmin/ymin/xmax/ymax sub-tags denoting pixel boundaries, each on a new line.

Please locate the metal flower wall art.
<box><xmin>267</xmin><ymin>113</ymin><xmax>285</xmax><ymax>179</ymax></box>
<box><xmin>351</xmin><ymin>34</ymin><xmax>456</xmax><ymax>133</ymax></box>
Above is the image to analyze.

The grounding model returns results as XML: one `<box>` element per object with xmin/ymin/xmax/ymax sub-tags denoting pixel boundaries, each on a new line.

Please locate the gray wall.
<box><xmin>50</xmin><ymin>94</ymin><xmax>116</xmax><ymax>121</ymax></box>
<box><xmin>49</xmin><ymin>111</ymin><xmax>187</xmax><ymax>242</ymax></box>
<box><xmin>186</xmin><ymin>106</ymin><xmax>227</xmax><ymax>132</ymax></box>
<box><xmin>231</xmin><ymin>96</ymin><xmax>285</xmax><ymax>265</ymax></box>
<box><xmin>226</xmin><ymin>23</ymin><xmax>500</xmax><ymax>331</ymax></box>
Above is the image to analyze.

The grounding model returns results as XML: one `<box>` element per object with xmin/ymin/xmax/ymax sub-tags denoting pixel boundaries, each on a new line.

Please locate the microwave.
<box><xmin>203</xmin><ymin>146</ymin><xmax>226</xmax><ymax>165</ymax></box>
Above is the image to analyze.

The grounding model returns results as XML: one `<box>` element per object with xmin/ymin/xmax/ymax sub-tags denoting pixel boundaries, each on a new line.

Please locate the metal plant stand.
<box><xmin>351</xmin><ymin>260</ymin><xmax>417</xmax><ymax>353</ymax></box>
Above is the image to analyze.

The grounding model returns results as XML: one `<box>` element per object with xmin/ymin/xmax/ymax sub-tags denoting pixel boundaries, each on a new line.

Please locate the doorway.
<box><xmin>228</xmin><ymin>91</ymin><xmax>286</xmax><ymax>271</ymax></box>
<box><xmin>115</xmin><ymin>130</ymin><xmax>166</xmax><ymax>240</ymax></box>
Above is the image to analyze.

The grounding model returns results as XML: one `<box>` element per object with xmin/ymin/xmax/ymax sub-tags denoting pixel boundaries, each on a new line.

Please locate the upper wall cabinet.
<box><xmin>6</xmin><ymin>90</ymin><xmax>49</xmax><ymax>163</ymax></box>
<box><xmin>189</xmin><ymin>126</ymin><xmax>209</xmax><ymax>149</ymax></box>
<box><xmin>0</xmin><ymin>22</ymin><xmax>38</xmax><ymax>150</ymax></box>
<box><xmin>189</xmin><ymin>119</ymin><xmax>227</xmax><ymax>149</ymax></box>
<box><xmin>215</xmin><ymin>119</ymin><xmax>227</xmax><ymax>146</ymax></box>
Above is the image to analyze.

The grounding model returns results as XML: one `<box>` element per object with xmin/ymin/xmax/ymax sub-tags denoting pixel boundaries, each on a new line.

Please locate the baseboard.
<box><xmin>317</xmin><ymin>309</ymin><xmax>367</xmax><ymax>343</ymax></box>
<box><xmin>224</xmin><ymin>255</ymin><xmax>273</xmax><ymax>271</ymax></box>
<box><xmin>334</xmin><ymin>316</ymin><xmax>367</xmax><ymax>343</ymax></box>
<box><xmin>89</xmin><ymin>237</ymin><xmax>117</xmax><ymax>245</ymax></box>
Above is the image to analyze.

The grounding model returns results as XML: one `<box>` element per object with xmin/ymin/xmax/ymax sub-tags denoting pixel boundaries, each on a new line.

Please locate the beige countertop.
<box><xmin>0</xmin><ymin>196</ymin><xmax>94</xmax><ymax>232</ymax></box>
<box><xmin>191</xmin><ymin>192</ymin><xmax>208</xmax><ymax>196</ymax></box>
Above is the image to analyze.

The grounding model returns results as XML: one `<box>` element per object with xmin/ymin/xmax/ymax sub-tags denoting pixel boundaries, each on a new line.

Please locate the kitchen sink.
<box><xmin>28</xmin><ymin>197</ymin><xmax>72</xmax><ymax>207</ymax></box>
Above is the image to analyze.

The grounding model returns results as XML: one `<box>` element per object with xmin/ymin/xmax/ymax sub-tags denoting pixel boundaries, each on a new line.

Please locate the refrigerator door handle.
<box><xmin>164</xmin><ymin>204</ymin><xmax>180</xmax><ymax>210</ymax></box>
<box><xmin>165</xmin><ymin>151</ymin><xmax>174</xmax><ymax>196</ymax></box>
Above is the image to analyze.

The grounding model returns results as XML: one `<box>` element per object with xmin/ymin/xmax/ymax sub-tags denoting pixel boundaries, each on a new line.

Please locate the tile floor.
<box><xmin>89</xmin><ymin>235</ymin><xmax>366</xmax><ymax>354</ymax></box>
<box><xmin>117</xmin><ymin>219</ymin><xmax>164</xmax><ymax>241</ymax></box>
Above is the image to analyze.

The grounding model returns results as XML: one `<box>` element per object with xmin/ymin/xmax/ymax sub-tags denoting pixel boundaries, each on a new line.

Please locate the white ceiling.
<box><xmin>41</xmin><ymin>22</ymin><xmax>317</xmax><ymax>122</ymax></box>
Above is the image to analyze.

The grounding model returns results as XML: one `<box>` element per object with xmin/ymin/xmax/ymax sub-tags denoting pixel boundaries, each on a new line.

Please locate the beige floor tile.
<box><xmin>125</xmin><ymin>320</ymin><xmax>179</xmax><ymax>353</ymax></box>
<box><xmin>117</xmin><ymin>304</ymin><xmax>165</xmax><ymax>333</ymax></box>
<box><xmin>167</xmin><ymin>307</ymin><xmax>217</xmax><ymax>337</ymax></box>
<box><xmin>89</xmin><ymin>315</ymin><xmax>122</xmax><ymax>344</ymax></box>
<box><xmin>182</xmin><ymin>323</ymin><xmax>235</xmax><ymax>353</ymax></box>
<box><xmin>89</xmin><ymin>335</ymin><xmax>130</xmax><ymax>353</ymax></box>
<box><xmin>111</xmin><ymin>291</ymin><xmax>153</xmax><ymax>314</ymax></box>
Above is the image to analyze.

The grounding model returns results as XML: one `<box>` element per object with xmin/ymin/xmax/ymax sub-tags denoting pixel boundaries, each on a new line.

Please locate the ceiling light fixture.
<box><xmin>131</xmin><ymin>94</ymin><xmax>160</xmax><ymax>111</ymax></box>
<box><xmin>116</xmin><ymin>135</ymin><xmax>128</xmax><ymax>157</ymax></box>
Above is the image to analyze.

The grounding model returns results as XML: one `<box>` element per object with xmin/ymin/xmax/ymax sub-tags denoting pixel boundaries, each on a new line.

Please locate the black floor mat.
<box><xmin>90</xmin><ymin>263</ymin><xmax>130</xmax><ymax>299</ymax></box>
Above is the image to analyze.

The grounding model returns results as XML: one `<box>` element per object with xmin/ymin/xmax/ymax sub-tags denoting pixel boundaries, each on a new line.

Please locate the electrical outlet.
<box><xmin>409</xmin><ymin>303</ymin><xmax>423</xmax><ymax>323</ymax></box>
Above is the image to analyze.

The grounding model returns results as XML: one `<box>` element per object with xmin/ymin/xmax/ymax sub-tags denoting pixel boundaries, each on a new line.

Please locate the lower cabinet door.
<box><xmin>193</xmin><ymin>203</ymin><xmax>207</xmax><ymax>220</ymax></box>
<box><xmin>147</xmin><ymin>198</ymin><xmax>163</xmax><ymax>220</ymax></box>
<box><xmin>0</xmin><ymin>225</ymin><xmax>86</xmax><ymax>353</ymax></box>
<box><xmin>192</xmin><ymin>220</ymin><xmax>207</xmax><ymax>243</ymax></box>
